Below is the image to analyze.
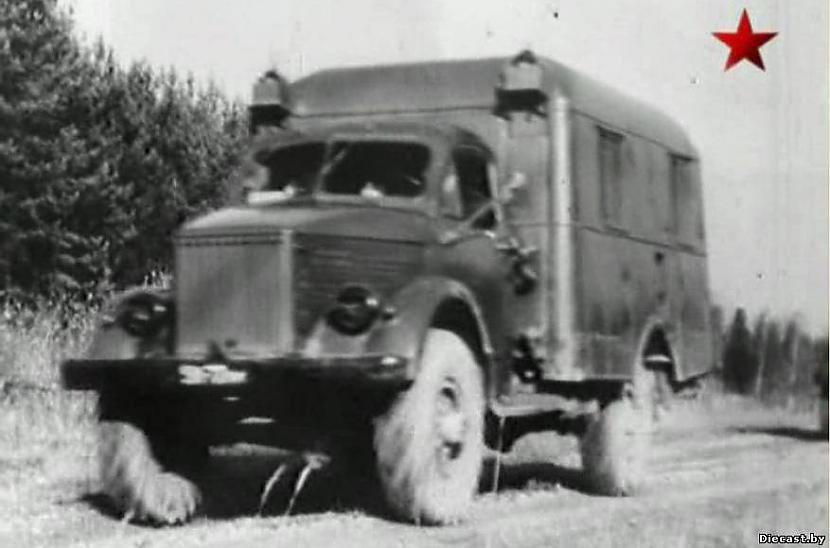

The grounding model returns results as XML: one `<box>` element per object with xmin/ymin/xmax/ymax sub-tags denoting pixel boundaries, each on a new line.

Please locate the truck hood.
<box><xmin>178</xmin><ymin>204</ymin><xmax>436</xmax><ymax>242</ymax></box>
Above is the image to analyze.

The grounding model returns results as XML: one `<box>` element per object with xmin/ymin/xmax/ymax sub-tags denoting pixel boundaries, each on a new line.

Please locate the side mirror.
<box><xmin>499</xmin><ymin>172</ymin><xmax>528</xmax><ymax>204</ymax></box>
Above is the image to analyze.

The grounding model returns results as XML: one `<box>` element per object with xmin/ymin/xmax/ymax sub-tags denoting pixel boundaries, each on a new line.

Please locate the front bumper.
<box><xmin>61</xmin><ymin>354</ymin><xmax>410</xmax><ymax>393</ymax></box>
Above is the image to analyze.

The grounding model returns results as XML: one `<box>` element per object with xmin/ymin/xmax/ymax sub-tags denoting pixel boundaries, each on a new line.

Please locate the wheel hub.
<box><xmin>435</xmin><ymin>381</ymin><xmax>465</xmax><ymax>464</ymax></box>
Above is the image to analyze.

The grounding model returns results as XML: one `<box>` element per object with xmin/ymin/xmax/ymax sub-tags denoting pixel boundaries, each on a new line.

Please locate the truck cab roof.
<box><xmin>287</xmin><ymin>55</ymin><xmax>697</xmax><ymax>158</ymax></box>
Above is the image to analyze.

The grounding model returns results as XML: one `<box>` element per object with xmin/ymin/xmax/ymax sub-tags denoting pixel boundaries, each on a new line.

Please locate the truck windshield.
<box><xmin>248</xmin><ymin>140</ymin><xmax>430</xmax><ymax>204</ymax></box>
<box><xmin>321</xmin><ymin>141</ymin><xmax>429</xmax><ymax>198</ymax></box>
<box><xmin>260</xmin><ymin>143</ymin><xmax>326</xmax><ymax>196</ymax></box>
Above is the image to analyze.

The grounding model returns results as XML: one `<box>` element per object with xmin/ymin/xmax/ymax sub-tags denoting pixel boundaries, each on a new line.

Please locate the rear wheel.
<box><xmin>579</xmin><ymin>364</ymin><xmax>662</xmax><ymax>495</ymax></box>
<box><xmin>97</xmin><ymin>394</ymin><xmax>205</xmax><ymax>524</ymax></box>
<box><xmin>373</xmin><ymin>329</ymin><xmax>485</xmax><ymax>524</ymax></box>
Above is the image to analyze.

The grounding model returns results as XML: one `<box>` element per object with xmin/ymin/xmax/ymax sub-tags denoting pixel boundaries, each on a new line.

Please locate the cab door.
<box><xmin>433</xmin><ymin>144</ymin><xmax>525</xmax><ymax>395</ymax></box>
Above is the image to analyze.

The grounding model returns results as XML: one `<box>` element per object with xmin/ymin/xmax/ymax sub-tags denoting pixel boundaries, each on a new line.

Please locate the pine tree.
<box><xmin>722</xmin><ymin>308</ymin><xmax>756</xmax><ymax>394</ymax></box>
<box><xmin>0</xmin><ymin>0</ymin><xmax>106</xmax><ymax>296</ymax></box>
<box><xmin>0</xmin><ymin>0</ymin><xmax>247</xmax><ymax>300</ymax></box>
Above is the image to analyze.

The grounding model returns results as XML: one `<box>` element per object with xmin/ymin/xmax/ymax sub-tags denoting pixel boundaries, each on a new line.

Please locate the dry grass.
<box><xmin>0</xmin><ymin>300</ymin><xmax>100</xmax><ymax>515</ymax></box>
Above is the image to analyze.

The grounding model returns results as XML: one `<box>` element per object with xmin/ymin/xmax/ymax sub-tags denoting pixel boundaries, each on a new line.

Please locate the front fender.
<box><xmin>367</xmin><ymin>276</ymin><xmax>492</xmax><ymax>369</ymax></box>
<box><xmin>303</xmin><ymin>276</ymin><xmax>491</xmax><ymax>378</ymax></box>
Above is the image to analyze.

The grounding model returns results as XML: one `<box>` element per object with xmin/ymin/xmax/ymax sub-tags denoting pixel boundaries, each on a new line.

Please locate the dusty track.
<box><xmin>1</xmin><ymin>398</ymin><xmax>827</xmax><ymax>547</ymax></box>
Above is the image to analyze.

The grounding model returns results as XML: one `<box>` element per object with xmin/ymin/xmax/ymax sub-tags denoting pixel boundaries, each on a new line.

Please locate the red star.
<box><xmin>713</xmin><ymin>9</ymin><xmax>778</xmax><ymax>71</ymax></box>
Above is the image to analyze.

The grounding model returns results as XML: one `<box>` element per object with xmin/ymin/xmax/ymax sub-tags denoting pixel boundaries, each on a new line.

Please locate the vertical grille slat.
<box><xmin>175</xmin><ymin>232</ymin><xmax>291</xmax><ymax>358</ymax></box>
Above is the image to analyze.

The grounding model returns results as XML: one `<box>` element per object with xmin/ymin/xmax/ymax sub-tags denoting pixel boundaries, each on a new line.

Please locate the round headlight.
<box><xmin>326</xmin><ymin>285</ymin><xmax>381</xmax><ymax>335</ymax></box>
<box><xmin>118</xmin><ymin>295</ymin><xmax>169</xmax><ymax>338</ymax></box>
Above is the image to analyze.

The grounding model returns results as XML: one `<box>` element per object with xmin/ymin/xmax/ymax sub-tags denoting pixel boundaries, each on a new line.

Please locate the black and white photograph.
<box><xmin>0</xmin><ymin>1</ymin><xmax>827</xmax><ymax>546</ymax></box>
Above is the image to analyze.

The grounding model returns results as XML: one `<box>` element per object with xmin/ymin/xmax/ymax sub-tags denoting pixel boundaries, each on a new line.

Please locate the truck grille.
<box><xmin>175</xmin><ymin>231</ymin><xmax>293</xmax><ymax>358</ymax></box>
<box><xmin>293</xmin><ymin>234</ymin><xmax>423</xmax><ymax>338</ymax></box>
<box><xmin>174</xmin><ymin>231</ymin><xmax>422</xmax><ymax>358</ymax></box>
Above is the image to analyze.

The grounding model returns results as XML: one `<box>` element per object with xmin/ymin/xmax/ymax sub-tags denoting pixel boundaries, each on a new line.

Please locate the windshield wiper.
<box><xmin>319</xmin><ymin>143</ymin><xmax>351</xmax><ymax>178</ymax></box>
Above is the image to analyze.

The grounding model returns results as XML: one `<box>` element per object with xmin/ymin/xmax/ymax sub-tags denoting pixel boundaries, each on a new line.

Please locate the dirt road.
<box><xmin>1</xmin><ymin>398</ymin><xmax>827</xmax><ymax>547</ymax></box>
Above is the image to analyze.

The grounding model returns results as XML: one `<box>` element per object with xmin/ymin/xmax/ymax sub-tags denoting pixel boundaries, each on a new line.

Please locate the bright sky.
<box><xmin>64</xmin><ymin>0</ymin><xmax>829</xmax><ymax>332</ymax></box>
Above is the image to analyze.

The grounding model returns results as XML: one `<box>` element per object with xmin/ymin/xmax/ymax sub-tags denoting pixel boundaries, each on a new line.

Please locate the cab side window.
<box><xmin>453</xmin><ymin>147</ymin><xmax>496</xmax><ymax>230</ymax></box>
<box><xmin>598</xmin><ymin>127</ymin><xmax>624</xmax><ymax>228</ymax></box>
<box><xmin>439</xmin><ymin>172</ymin><xmax>463</xmax><ymax>218</ymax></box>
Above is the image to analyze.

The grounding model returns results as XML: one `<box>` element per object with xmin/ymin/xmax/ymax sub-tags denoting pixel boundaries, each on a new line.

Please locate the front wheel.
<box><xmin>373</xmin><ymin>329</ymin><xmax>485</xmax><ymax>524</ymax></box>
<box><xmin>97</xmin><ymin>395</ymin><xmax>205</xmax><ymax>524</ymax></box>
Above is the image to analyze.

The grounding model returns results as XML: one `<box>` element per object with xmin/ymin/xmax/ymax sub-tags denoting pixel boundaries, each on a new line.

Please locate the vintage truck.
<box><xmin>62</xmin><ymin>51</ymin><xmax>713</xmax><ymax>525</ymax></box>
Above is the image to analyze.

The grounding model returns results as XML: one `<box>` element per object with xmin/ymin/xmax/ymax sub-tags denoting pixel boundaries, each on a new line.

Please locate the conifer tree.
<box><xmin>0</xmin><ymin>0</ymin><xmax>246</xmax><ymax>300</ymax></box>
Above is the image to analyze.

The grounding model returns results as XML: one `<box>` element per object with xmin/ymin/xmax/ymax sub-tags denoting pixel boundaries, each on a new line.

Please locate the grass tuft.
<box><xmin>0</xmin><ymin>299</ymin><xmax>100</xmax><ymax>499</ymax></box>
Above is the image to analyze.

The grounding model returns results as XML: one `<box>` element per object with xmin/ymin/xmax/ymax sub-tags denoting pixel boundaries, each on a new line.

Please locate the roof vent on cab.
<box><xmin>250</xmin><ymin>70</ymin><xmax>292</xmax><ymax>135</ymax></box>
<box><xmin>497</xmin><ymin>49</ymin><xmax>548</xmax><ymax>116</ymax></box>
